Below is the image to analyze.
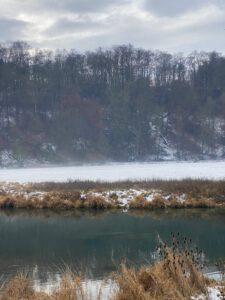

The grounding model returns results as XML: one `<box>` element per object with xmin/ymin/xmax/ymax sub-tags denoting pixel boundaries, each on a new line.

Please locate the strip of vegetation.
<box><xmin>31</xmin><ymin>179</ymin><xmax>225</xmax><ymax>199</ymax></box>
<box><xmin>0</xmin><ymin>179</ymin><xmax>225</xmax><ymax>210</ymax></box>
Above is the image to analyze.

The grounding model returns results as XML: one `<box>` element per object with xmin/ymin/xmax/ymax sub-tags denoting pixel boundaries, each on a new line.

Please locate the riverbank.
<box><xmin>1</xmin><ymin>235</ymin><xmax>224</xmax><ymax>300</ymax></box>
<box><xmin>0</xmin><ymin>179</ymin><xmax>225</xmax><ymax>210</ymax></box>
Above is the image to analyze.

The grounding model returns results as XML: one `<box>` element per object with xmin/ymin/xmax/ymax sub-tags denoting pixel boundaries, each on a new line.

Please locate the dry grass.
<box><xmin>0</xmin><ymin>273</ymin><xmax>101</xmax><ymax>300</ymax></box>
<box><xmin>0</xmin><ymin>274</ymin><xmax>35</xmax><ymax>300</ymax></box>
<box><xmin>113</xmin><ymin>236</ymin><xmax>210</xmax><ymax>300</ymax></box>
<box><xmin>129</xmin><ymin>195</ymin><xmax>218</xmax><ymax>210</ymax></box>
<box><xmin>129</xmin><ymin>195</ymin><xmax>166</xmax><ymax>210</ymax></box>
<box><xmin>0</xmin><ymin>192</ymin><xmax>222</xmax><ymax>211</ymax></box>
<box><xmin>31</xmin><ymin>179</ymin><xmax>225</xmax><ymax>199</ymax></box>
<box><xmin>185</xmin><ymin>198</ymin><xmax>216</xmax><ymax>208</ymax></box>
<box><xmin>0</xmin><ymin>239</ymin><xmax>218</xmax><ymax>300</ymax></box>
<box><xmin>1</xmin><ymin>179</ymin><xmax>225</xmax><ymax>210</ymax></box>
<box><xmin>78</xmin><ymin>194</ymin><xmax>113</xmax><ymax>209</ymax></box>
<box><xmin>0</xmin><ymin>193</ymin><xmax>114</xmax><ymax>210</ymax></box>
<box><xmin>1</xmin><ymin>236</ymin><xmax>225</xmax><ymax>300</ymax></box>
<box><xmin>114</xmin><ymin>256</ymin><xmax>206</xmax><ymax>300</ymax></box>
<box><xmin>129</xmin><ymin>196</ymin><xmax>148</xmax><ymax>209</ymax></box>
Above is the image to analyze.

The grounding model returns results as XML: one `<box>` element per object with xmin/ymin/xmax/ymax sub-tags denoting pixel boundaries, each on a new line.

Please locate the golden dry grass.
<box><xmin>113</xmin><ymin>242</ymin><xmax>209</xmax><ymax>300</ymax></box>
<box><xmin>31</xmin><ymin>179</ymin><xmax>225</xmax><ymax>199</ymax></box>
<box><xmin>129</xmin><ymin>194</ymin><xmax>219</xmax><ymax>210</ymax></box>
<box><xmin>1</xmin><ymin>241</ymin><xmax>225</xmax><ymax>300</ymax></box>
<box><xmin>0</xmin><ymin>192</ymin><xmax>222</xmax><ymax>211</ymax></box>
<box><xmin>0</xmin><ymin>273</ymin><xmax>101</xmax><ymax>300</ymax></box>
<box><xmin>1</xmin><ymin>179</ymin><xmax>225</xmax><ymax>210</ymax></box>
<box><xmin>0</xmin><ymin>193</ymin><xmax>113</xmax><ymax>210</ymax></box>
<box><xmin>0</xmin><ymin>248</ymin><xmax>216</xmax><ymax>300</ymax></box>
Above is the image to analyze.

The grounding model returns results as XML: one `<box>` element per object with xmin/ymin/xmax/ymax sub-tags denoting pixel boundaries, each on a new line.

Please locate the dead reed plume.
<box><xmin>113</xmin><ymin>234</ymin><xmax>211</xmax><ymax>300</ymax></box>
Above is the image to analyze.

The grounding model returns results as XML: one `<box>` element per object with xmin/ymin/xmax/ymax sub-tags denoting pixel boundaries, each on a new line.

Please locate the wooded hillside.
<box><xmin>1</xmin><ymin>42</ymin><xmax>225</xmax><ymax>166</ymax></box>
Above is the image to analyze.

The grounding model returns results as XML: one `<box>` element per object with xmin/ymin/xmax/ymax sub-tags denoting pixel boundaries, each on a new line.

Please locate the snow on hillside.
<box><xmin>0</xmin><ymin>161</ymin><xmax>225</xmax><ymax>183</ymax></box>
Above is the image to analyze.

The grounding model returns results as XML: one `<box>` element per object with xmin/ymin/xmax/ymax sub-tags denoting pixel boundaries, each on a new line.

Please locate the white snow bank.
<box><xmin>34</xmin><ymin>277</ymin><xmax>116</xmax><ymax>299</ymax></box>
<box><xmin>34</xmin><ymin>277</ymin><xmax>223</xmax><ymax>300</ymax></box>
<box><xmin>89</xmin><ymin>189</ymin><xmax>160</xmax><ymax>206</ymax></box>
<box><xmin>0</xmin><ymin>161</ymin><xmax>225</xmax><ymax>183</ymax></box>
<box><xmin>0</xmin><ymin>182</ymin><xmax>46</xmax><ymax>199</ymax></box>
<box><xmin>192</xmin><ymin>287</ymin><xmax>223</xmax><ymax>300</ymax></box>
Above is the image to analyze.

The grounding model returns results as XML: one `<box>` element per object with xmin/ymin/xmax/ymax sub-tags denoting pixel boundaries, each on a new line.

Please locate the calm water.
<box><xmin>0</xmin><ymin>209</ymin><xmax>225</xmax><ymax>286</ymax></box>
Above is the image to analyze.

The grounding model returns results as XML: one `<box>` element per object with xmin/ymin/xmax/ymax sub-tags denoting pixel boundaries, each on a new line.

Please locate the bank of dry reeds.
<box><xmin>31</xmin><ymin>179</ymin><xmax>225</xmax><ymax>199</ymax></box>
<box><xmin>1</xmin><ymin>179</ymin><xmax>225</xmax><ymax>210</ymax></box>
<box><xmin>114</xmin><ymin>235</ymin><xmax>209</xmax><ymax>300</ymax></box>
<box><xmin>0</xmin><ymin>192</ymin><xmax>221</xmax><ymax>210</ymax></box>
<box><xmin>1</xmin><ymin>235</ymin><xmax>224</xmax><ymax>300</ymax></box>
<box><xmin>0</xmin><ymin>193</ymin><xmax>113</xmax><ymax>210</ymax></box>
<box><xmin>129</xmin><ymin>195</ymin><xmax>218</xmax><ymax>210</ymax></box>
<box><xmin>0</xmin><ymin>273</ymin><xmax>95</xmax><ymax>300</ymax></box>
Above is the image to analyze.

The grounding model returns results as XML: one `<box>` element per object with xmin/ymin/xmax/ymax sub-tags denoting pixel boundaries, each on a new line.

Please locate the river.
<box><xmin>0</xmin><ymin>209</ymin><xmax>224</xmax><ymax>290</ymax></box>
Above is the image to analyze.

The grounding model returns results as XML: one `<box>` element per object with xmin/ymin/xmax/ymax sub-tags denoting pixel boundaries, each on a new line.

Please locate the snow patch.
<box><xmin>88</xmin><ymin>189</ymin><xmax>160</xmax><ymax>207</ymax></box>
<box><xmin>192</xmin><ymin>287</ymin><xmax>223</xmax><ymax>300</ymax></box>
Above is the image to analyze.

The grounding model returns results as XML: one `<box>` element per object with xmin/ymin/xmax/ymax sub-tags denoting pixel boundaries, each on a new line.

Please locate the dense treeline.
<box><xmin>0</xmin><ymin>41</ymin><xmax>225</xmax><ymax>166</ymax></box>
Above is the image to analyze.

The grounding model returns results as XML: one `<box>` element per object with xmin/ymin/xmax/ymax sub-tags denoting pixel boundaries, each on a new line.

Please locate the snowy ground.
<box><xmin>34</xmin><ymin>278</ymin><xmax>116</xmax><ymax>299</ymax></box>
<box><xmin>192</xmin><ymin>287</ymin><xmax>223</xmax><ymax>300</ymax></box>
<box><xmin>33</xmin><ymin>277</ymin><xmax>223</xmax><ymax>300</ymax></box>
<box><xmin>0</xmin><ymin>161</ymin><xmax>225</xmax><ymax>183</ymax></box>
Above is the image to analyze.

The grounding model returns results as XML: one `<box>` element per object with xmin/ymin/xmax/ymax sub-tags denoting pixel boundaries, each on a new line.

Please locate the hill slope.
<box><xmin>1</xmin><ymin>42</ymin><xmax>225</xmax><ymax>166</ymax></box>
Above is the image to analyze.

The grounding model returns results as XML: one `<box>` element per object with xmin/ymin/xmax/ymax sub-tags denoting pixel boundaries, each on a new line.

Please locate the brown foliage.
<box><xmin>114</xmin><ymin>248</ymin><xmax>208</xmax><ymax>300</ymax></box>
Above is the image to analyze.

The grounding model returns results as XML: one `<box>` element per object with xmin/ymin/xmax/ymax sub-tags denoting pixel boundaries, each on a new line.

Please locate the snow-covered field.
<box><xmin>0</xmin><ymin>161</ymin><xmax>225</xmax><ymax>183</ymax></box>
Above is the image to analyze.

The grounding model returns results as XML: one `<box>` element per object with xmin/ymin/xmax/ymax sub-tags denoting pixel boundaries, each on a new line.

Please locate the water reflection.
<box><xmin>0</xmin><ymin>209</ymin><xmax>224</xmax><ymax>286</ymax></box>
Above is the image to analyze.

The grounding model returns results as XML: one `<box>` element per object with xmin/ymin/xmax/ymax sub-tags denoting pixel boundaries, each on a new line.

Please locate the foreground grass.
<box><xmin>1</xmin><ymin>235</ymin><xmax>224</xmax><ymax>300</ymax></box>
<box><xmin>115</xmin><ymin>236</ymin><xmax>209</xmax><ymax>300</ymax></box>
<box><xmin>0</xmin><ymin>179</ymin><xmax>225</xmax><ymax>210</ymax></box>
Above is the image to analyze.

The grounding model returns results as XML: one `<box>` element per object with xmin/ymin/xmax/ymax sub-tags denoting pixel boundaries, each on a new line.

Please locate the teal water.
<box><xmin>0</xmin><ymin>209</ymin><xmax>224</xmax><ymax>283</ymax></box>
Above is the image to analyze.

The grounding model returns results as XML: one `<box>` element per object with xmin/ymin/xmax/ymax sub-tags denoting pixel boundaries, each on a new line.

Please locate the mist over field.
<box><xmin>1</xmin><ymin>161</ymin><xmax>225</xmax><ymax>183</ymax></box>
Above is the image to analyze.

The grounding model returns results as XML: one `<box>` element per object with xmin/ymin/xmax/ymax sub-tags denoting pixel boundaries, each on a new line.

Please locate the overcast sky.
<box><xmin>0</xmin><ymin>0</ymin><xmax>225</xmax><ymax>53</ymax></box>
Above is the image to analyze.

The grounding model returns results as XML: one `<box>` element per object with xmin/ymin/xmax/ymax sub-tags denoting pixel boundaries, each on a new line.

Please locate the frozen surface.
<box><xmin>0</xmin><ymin>161</ymin><xmax>225</xmax><ymax>183</ymax></box>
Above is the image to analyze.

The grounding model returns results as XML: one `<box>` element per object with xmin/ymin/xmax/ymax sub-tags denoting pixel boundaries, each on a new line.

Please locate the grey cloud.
<box><xmin>0</xmin><ymin>0</ymin><xmax>225</xmax><ymax>54</ymax></box>
<box><xmin>0</xmin><ymin>17</ymin><xmax>28</xmax><ymax>41</ymax></box>
<box><xmin>34</xmin><ymin>0</ymin><xmax>128</xmax><ymax>14</ymax></box>
<box><xmin>66</xmin><ymin>10</ymin><xmax>225</xmax><ymax>53</ymax></box>
<box><xmin>34</xmin><ymin>8</ymin><xmax>225</xmax><ymax>54</ymax></box>
<box><xmin>144</xmin><ymin>0</ymin><xmax>222</xmax><ymax>17</ymax></box>
<box><xmin>45</xmin><ymin>17</ymin><xmax>102</xmax><ymax>37</ymax></box>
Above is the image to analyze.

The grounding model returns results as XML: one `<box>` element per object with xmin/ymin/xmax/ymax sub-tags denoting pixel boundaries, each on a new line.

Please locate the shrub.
<box><xmin>150</xmin><ymin>195</ymin><xmax>166</xmax><ymax>209</ymax></box>
<box><xmin>114</xmin><ymin>236</ymin><xmax>208</xmax><ymax>300</ymax></box>
<box><xmin>169</xmin><ymin>199</ymin><xmax>184</xmax><ymax>209</ymax></box>
<box><xmin>83</xmin><ymin>195</ymin><xmax>112</xmax><ymax>210</ymax></box>
<box><xmin>1</xmin><ymin>274</ymin><xmax>35</xmax><ymax>300</ymax></box>
<box><xmin>185</xmin><ymin>198</ymin><xmax>216</xmax><ymax>208</ymax></box>
<box><xmin>129</xmin><ymin>196</ymin><xmax>147</xmax><ymax>209</ymax></box>
<box><xmin>0</xmin><ymin>197</ymin><xmax>15</xmax><ymax>209</ymax></box>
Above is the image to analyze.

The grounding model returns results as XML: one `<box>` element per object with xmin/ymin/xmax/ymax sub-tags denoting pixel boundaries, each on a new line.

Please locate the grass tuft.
<box><xmin>114</xmin><ymin>235</ymin><xmax>209</xmax><ymax>300</ymax></box>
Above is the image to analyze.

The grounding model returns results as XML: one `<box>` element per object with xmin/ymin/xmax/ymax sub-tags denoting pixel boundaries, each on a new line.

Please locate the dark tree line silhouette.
<box><xmin>0</xmin><ymin>41</ymin><xmax>225</xmax><ymax>165</ymax></box>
